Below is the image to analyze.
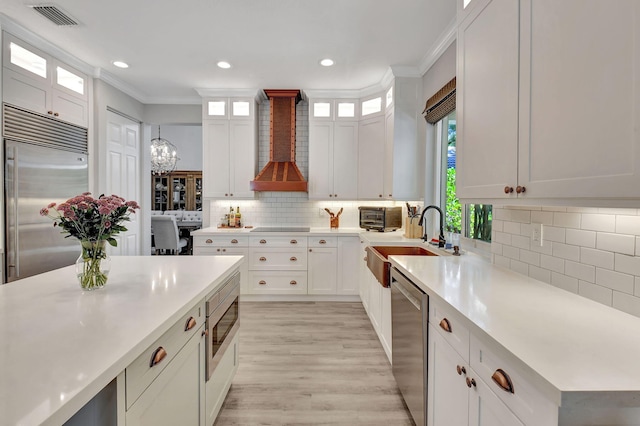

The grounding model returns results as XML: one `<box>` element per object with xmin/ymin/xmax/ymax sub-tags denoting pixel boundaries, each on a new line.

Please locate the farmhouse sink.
<box><xmin>365</xmin><ymin>245</ymin><xmax>437</xmax><ymax>288</ymax></box>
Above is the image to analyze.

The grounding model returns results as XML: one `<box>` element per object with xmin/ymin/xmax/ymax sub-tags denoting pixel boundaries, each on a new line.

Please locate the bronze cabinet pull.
<box><xmin>290</xmin><ymin>280</ymin><xmax>297</xmax><ymax>285</ymax></box>
<box><xmin>201</xmin><ymin>329</ymin><xmax>208</xmax><ymax>337</ymax></box>
<box><xmin>319</xmin><ymin>239</ymin><xmax>327</xmax><ymax>244</ymax></box>
<box><xmin>222</xmin><ymin>248</ymin><xmax>226</xmax><ymax>252</ymax></box>
<box><xmin>259</xmin><ymin>256</ymin><xmax>267</xmax><ymax>261</ymax></box>
<box><xmin>231</xmin><ymin>239</ymin><xmax>238</xmax><ymax>244</ymax></box>
<box><xmin>290</xmin><ymin>257</ymin><xmax>297</xmax><ymax>261</ymax></box>
<box><xmin>184</xmin><ymin>316</ymin><xmax>197</xmax><ymax>331</ymax></box>
<box><xmin>492</xmin><ymin>369</ymin><xmax>515</xmax><ymax>393</ymax></box>
<box><xmin>504</xmin><ymin>186</ymin><xmax>514</xmax><ymax>194</ymax></box>
<box><xmin>290</xmin><ymin>239</ymin><xmax>298</xmax><ymax>244</ymax></box>
<box><xmin>439</xmin><ymin>318</ymin><xmax>452</xmax><ymax>333</ymax></box>
<box><xmin>260</xmin><ymin>239</ymin><xmax>267</xmax><ymax>244</ymax></box>
<box><xmin>205</xmin><ymin>239</ymin><xmax>213</xmax><ymax>244</ymax></box>
<box><xmin>309</xmin><ymin>249</ymin><xmax>313</xmax><ymax>252</ymax></box>
<box><xmin>216</xmin><ymin>248</ymin><xmax>221</xmax><ymax>252</ymax></box>
<box><xmin>259</xmin><ymin>280</ymin><xmax>266</xmax><ymax>285</ymax></box>
<box><xmin>150</xmin><ymin>347</ymin><xmax>167</xmax><ymax>367</ymax></box>
<box><xmin>456</xmin><ymin>365</ymin><xmax>466</xmax><ymax>376</ymax></box>
<box><xmin>516</xmin><ymin>185</ymin><xmax>526</xmax><ymax>194</ymax></box>
<box><xmin>466</xmin><ymin>377</ymin><xmax>477</xmax><ymax>388</ymax></box>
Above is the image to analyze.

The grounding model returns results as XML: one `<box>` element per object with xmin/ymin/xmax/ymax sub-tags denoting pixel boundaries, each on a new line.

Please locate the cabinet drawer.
<box><xmin>193</xmin><ymin>235</ymin><xmax>248</xmax><ymax>247</ymax></box>
<box><xmin>470</xmin><ymin>334</ymin><xmax>556</xmax><ymax>426</ymax></box>
<box><xmin>248</xmin><ymin>271</ymin><xmax>308</xmax><ymax>294</ymax></box>
<box><xmin>308</xmin><ymin>236</ymin><xmax>338</xmax><ymax>248</ymax></box>
<box><xmin>248</xmin><ymin>248</ymin><xmax>308</xmax><ymax>270</ymax></box>
<box><xmin>429</xmin><ymin>300</ymin><xmax>470</xmax><ymax>362</ymax></box>
<box><xmin>249</xmin><ymin>236</ymin><xmax>308</xmax><ymax>248</ymax></box>
<box><xmin>126</xmin><ymin>300</ymin><xmax>205</xmax><ymax>409</ymax></box>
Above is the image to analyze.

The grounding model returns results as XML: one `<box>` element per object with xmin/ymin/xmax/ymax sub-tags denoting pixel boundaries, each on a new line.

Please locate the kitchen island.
<box><xmin>0</xmin><ymin>255</ymin><xmax>243</xmax><ymax>426</ymax></box>
<box><xmin>390</xmin><ymin>254</ymin><xmax>640</xmax><ymax>425</ymax></box>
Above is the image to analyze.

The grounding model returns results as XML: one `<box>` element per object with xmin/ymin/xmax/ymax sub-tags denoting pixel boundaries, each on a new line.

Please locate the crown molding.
<box><xmin>419</xmin><ymin>17</ymin><xmax>457</xmax><ymax>75</ymax></box>
<box><xmin>195</xmin><ymin>88</ymin><xmax>266</xmax><ymax>102</ymax></box>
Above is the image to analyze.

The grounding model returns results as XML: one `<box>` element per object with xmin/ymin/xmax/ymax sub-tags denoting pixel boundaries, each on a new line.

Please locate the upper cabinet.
<box><xmin>2</xmin><ymin>33</ymin><xmax>89</xmax><ymax>128</ymax></box>
<box><xmin>202</xmin><ymin>97</ymin><xmax>257</xmax><ymax>199</ymax></box>
<box><xmin>456</xmin><ymin>0</ymin><xmax>640</xmax><ymax>204</ymax></box>
<box><xmin>308</xmin><ymin>99</ymin><xmax>359</xmax><ymax>200</ymax></box>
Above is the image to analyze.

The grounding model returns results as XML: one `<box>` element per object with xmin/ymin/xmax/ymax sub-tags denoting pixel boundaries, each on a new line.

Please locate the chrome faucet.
<box><xmin>419</xmin><ymin>205</ymin><xmax>446</xmax><ymax>248</ymax></box>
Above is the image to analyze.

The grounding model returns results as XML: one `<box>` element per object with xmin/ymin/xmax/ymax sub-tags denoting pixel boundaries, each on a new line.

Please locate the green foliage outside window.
<box><xmin>467</xmin><ymin>204</ymin><xmax>492</xmax><ymax>242</ymax></box>
<box><xmin>445</xmin><ymin>168</ymin><xmax>461</xmax><ymax>233</ymax></box>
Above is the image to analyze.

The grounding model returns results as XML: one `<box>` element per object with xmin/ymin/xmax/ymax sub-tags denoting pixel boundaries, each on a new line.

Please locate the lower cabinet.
<box><xmin>205</xmin><ymin>333</ymin><xmax>239</xmax><ymax>426</ymax></box>
<box><xmin>362</xmin><ymin>263</ymin><xmax>392</xmax><ymax>362</ymax></box>
<box><xmin>308</xmin><ymin>246</ymin><xmax>338</xmax><ymax>294</ymax></box>
<box><xmin>125</xmin><ymin>325</ymin><xmax>206</xmax><ymax>426</ymax></box>
<box><xmin>193</xmin><ymin>236</ymin><xmax>249</xmax><ymax>293</ymax></box>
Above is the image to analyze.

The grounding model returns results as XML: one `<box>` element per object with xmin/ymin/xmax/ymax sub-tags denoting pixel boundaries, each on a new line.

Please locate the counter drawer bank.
<box><xmin>391</xmin><ymin>254</ymin><xmax>640</xmax><ymax>426</ymax></box>
<box><xmin>0</xmin><ymin>256</ymin><xmax>243</xmax><ymax>426</ymax></box>
<box><xmin>192</xmin><ymin>228</ymin><xmax>361</xmax><ymax>299</ymax></box>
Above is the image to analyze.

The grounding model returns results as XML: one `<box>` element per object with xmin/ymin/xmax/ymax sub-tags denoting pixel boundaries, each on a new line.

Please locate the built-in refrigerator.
<box><xmin>3</xmin><ymin>104</ymin><xmax>88</xmax><ymax>283</ymax></box>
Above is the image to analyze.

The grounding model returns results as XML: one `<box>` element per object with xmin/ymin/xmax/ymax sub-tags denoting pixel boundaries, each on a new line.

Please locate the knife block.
<box><xmin>330</xmin><ymin>216</ymin><xmax>339</xmax><ymax>229</ymax></box>
<box><xmin>404</xmin><ymin>218</ymin><xmax>423</xmax><ymax>239</ymax></box>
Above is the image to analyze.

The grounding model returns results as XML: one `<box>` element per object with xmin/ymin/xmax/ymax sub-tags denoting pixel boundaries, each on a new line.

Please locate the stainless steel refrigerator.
<box><xmin>3</xmin><ymin>104</ymin><xmax>88</xmax><ymax>283</ymax></box>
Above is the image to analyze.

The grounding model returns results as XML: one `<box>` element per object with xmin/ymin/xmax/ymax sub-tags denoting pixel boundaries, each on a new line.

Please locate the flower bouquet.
<box><xmin>40</xmin><ymin>193</ymin><xmax>140</xmax><ymax>290</ymax></box>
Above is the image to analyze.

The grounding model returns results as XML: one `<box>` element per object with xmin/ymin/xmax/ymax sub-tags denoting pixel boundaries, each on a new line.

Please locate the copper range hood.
<box><xmin>250</xmin><ymin>89</ymin><xmax>308</xmax><ymax>192</ymax></box>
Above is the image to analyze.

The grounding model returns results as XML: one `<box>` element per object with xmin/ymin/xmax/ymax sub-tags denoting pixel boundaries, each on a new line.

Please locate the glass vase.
<box><xmin>76</xmin><ymin>240</ymin><xmax>111</xmax><ymax>290</ymax></box>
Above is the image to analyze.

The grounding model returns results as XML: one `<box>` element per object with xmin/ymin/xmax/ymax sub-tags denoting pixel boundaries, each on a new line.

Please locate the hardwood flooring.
<box><xmin>213</xmin><ymin>301</ymin><xmax>414</xmax><ymax>426</ymax></box>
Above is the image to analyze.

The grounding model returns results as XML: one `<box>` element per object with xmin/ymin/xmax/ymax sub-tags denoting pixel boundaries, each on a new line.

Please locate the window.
<box><xmin>56</xmin><ymin>66</ymin><xmax>84</xmax><ymax>95</ymax></box>
<box><xmin>10</xmin><ymin>42</ymin><xmax>47</xmax><ymax>78</ymax></box>
<box><xmin>386</xmin><ymin>87</ymin><xmax>393</xmax><ymax>108</ymax></box>
<box><xmin>207</xmin><ymin>101</ymin><xmax>226</xmax><ymax>116</ymax></box>
<box><xmin>232</xmin><ymin>101</ymin><xmax>250</xmax><ymax>117</ymax></box>
<box><xmin>361</xmin><ymin>97</ymin><xmax>382</xmax><ymax>116</ymax></box>
<box><xmin>313</xmin><ymin>102</ymin><xmax>331</xmax><ymax>118</ymax></box>
<box><xmin>337</xmin><ymin>102</ymin><xmax>355</xmax><ymax>118</ymax></box>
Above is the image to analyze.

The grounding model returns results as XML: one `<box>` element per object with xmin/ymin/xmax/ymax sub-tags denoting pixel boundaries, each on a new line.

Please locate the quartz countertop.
<box><xmin>192</xmin><ymin>226</ymin><xmax>363</xmax><ymax>236</ymax></box>
<box><xmin>0</xmin><ymin>255</ymin><xmax>243</xmax><ymax>426</ymax></box>
<box><xmin>390</xmin><ymin>254</ymin><xmax>640</xmax><ymax>406</ymax></box>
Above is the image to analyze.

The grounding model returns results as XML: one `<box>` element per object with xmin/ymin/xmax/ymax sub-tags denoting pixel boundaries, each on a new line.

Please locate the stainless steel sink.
<box><xmin>365</xmin><ymin>245</ymin><xmax>437</xmax><ymax>287</ymax></box>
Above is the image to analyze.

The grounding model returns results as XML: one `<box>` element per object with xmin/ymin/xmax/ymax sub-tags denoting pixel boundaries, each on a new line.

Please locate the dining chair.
<box><xmin>151</xmin><ymin>216</ymin><xmax>188</xmax><ymax>255</ymax></box>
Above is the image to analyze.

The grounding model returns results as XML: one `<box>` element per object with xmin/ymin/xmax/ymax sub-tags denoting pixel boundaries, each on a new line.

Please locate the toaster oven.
<box><xmin>359</xmin><ymin>206</ymin><xmax>402</xmax><ymax>232</ymax></box>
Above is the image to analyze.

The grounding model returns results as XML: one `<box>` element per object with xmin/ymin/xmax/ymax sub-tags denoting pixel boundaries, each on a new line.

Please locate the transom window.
<box><xmin>207</xmin><ymin>101</ymin><xmax>226</xmax><ymax>116</ymax></box>
<box><xmin>361</xmin><ymin>97</ymin><xmax>382</xmax><ymax>116</ymax></box>
<box><xmin>10</xmin><ymin>42</ymin><xmax>47</xmax><ymax>78</ymax></box>
<box><xmin>56</xmin><ymin>66</ymin><xmax>84</xmax><ymax>95</ymax></box>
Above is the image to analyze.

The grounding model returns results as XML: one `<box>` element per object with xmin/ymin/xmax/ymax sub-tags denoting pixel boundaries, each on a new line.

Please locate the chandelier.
<box><xmin>150</xmin><ymin>126</ymin><xmax>178</xmax><ymax>175</ymax></box>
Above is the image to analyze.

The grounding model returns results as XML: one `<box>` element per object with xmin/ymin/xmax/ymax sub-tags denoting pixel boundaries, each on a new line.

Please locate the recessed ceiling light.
<box><xmin>112</xmin><ymin>61</ymin><xmax>129</xmax><ymax>69</ymax></box>
<box><xmin>320</xmin><ymin>58</ymin><xmax>334</xmax><ymax>67</ymax></box>
<box><xmin>217</xmin><ymin>61</ymin><xmax>231</xmax><ymax>69</ymax></box>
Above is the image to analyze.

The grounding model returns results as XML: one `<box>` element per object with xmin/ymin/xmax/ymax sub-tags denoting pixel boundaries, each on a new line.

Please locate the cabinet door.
<box><xmin>337</xmin><ymin>236</ymin><xmax>360</xmax><ymax>295</ymax></box>
<box><xmin>428</xmin><ymin>325</ymin><xmax>469</xmax><ymax>426</ymax></box>
<box><xmin>126</xmin><ymin>327</ymin><xmax>205</xmax><ymax>426</ymax></box>
<box><xmin>456</xmin><ymin>0</ymin><xmax>519</xmax><ymax>199</ymax></box>
<box><xmin>2</xmin><ymin>67</ymin><xmax>50</xmax><ymax>117</ymax></box>
<box><xmin>367</xmin><ymin>271</ymin><xmax>382</xmax><ymax>332</ymax></box>
<box><xmin>307</xmin><ymin>247</ymin><xmax>338</xmax><ymax>294</ymax></box>
<box><xmin>360</xmin><ymin>242</ymin><xmax>370</xmax><ymax>312</ymax></box>
<box><xmin>203</xmin><ymin>120</ymin><xmax>231</xmax><ymax>198</ymax></box>
<box><xmin>229</xmin><ymin>120</ymin><xmax>256</xmax><ymax>199</ymax></box>
<box><xmin>518</xmin><ymin>0</ymin><xmax>640</xmax><ymax>198</ymax></box>
<box><xmin>308</xmin><ymin>121</ymin><xmax>334</xmax><ymax>199</ymax></box>
<box><xmin>380</xmin><ymin>286</ymin><xmax>392</xmax><ymax>362</ymax></box>
<box><xmin>333</xmin><ymin>121</ymin><xmax>358</xmax><ymax>199</ymax></box>
<box><xmin>51</xmin><ymin>88</ymin><xmax>88</xmax><ymax>127</ymax></box>
<box><xmin>358</xmin><ymin>116</ymin><xmax>386</xmax><ymax>199</ymax></box>
<box><xmin>469</xmin><ymin>374</ymin><xmax>524</xmax><ymax>426</ymax></box>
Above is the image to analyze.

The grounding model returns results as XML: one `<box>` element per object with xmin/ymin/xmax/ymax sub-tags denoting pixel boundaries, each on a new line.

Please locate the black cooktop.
<box><xmin>250</xmin><ymin>227</ymin><xmax>310</xmax><ymax>232</ymax></box>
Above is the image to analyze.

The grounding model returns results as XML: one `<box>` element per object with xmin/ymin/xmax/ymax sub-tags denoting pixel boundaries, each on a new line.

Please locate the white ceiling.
<box><xmin>0</xmin><ymin>0</ymin><xmax>456</xmax><ymax>104</ymax></box>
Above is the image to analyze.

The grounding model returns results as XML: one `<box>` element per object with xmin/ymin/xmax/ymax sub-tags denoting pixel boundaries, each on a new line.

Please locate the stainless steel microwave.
<box><xmin>358</xmin><ymin>206</ymin><xmax>402</xmax><ymax>232</ymax></box>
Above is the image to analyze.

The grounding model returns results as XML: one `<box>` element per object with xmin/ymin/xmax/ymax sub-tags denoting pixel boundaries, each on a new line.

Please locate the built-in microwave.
<box><xmin>358</xmin><ymin>206</ymin><xmax>402</xmax><ymax>232</ymax></box>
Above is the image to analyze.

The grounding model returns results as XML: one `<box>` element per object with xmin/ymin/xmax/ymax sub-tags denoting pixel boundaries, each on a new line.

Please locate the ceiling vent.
<box><xmin>29</xmin><ymin>5</ymin><xmax>79</xmax><ymax>26</ymax></box>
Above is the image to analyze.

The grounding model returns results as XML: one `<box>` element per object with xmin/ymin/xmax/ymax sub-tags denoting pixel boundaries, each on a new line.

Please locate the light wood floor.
<box><xmin>213</xmin><ymin>301</ymin><xmax>414</xmax><ymax>426</ymax></box>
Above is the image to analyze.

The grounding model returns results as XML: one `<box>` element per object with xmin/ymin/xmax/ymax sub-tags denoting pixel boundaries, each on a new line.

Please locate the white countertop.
<box><xmin>0</xmin><ymin>255</ymin><xmax>243</xmax><ymax>426</ymax></box>
<box><xmin>390</xmin><ymin>254</ymin><xmax>640</xmax><ymax>405</ymax></box>
<box><xmin>192</xmin><ymin>226</ymin><xmax>363</xmax><ymax>236</ymax></box>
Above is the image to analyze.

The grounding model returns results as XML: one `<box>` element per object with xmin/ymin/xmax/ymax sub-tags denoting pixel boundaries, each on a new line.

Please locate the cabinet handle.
<box><xmin>378</xmin><ymin>194</ymin><xmax>383</xmax><ymax>198</ymax></box>
<box><xmin>334</xmin><ymin>194</ymin><xmax>338</xmax><ymax>198</ymax></box>
<box><xmin>516</xmin><ymin>185</ymin><xmax>526</xmax><ymax>194</ymax></box>
<box><xmin>222</xmin><ymin>248</ymin><xmax>226</xmax><ymax>252</ymax></box>
<box><xmin>216</xmin><ymin>248</ymin><xmax>221</xmax><ymax>252</ymax></box>
<box><xmin>259</xmin><ymin>280</ymin><xmax>266</xmax><ymax>285</ymax></box>
<box><xmin>149</xmin><ymin>347</ymin><xmax>167</xmax><ymax>367</ymax></box>
<box><xmin>329</xmin><ymin>194</ymin><xmax>333</xmax><ymax>197</ymax></box>
<box><xmin>260</xmin><ymin>239</ymin><xmax>267</xmax><ymax>244</ymax></box>
<box><xmin>184</xmin><ymin>316</ymin><xmax>197</xmax><ymax>331</ymax></box>
<box><xmin>491</xmin><ymin>369</ymin><xmax>515</xmax><ymax>393</ymax></box>
<box><xmin>290</xmin><ymin>239</ymin><xmax>298</xmax><ymax>244</ymax></box>
<box><xmin>201</xmin><ymin>329</ymin><xmax>208</xmax><ymax>337</ymax></box>
<box><xmin>364</xmin><ymin>256</ymin><xmax>368</xmax><ymax>261</ymax></box>
<box><xmin>439</xmin><ymin>318</ymin><xmax>452</xmax><ymax>333</ymax></box>
<box><xmin>205</xmin><ymin>239</ymin><xmax>213</xmax><ymax>244</ymax></box>
<box><xmin>319</xmin><ymin>239</ymin><xmax>326</xmax><ymax>244</ymax></box>
<box><xmin>309</xmin><ymin>249</ymin><xmax>313</xmax><ymax>252</ymax></box>
<box><xmin>290</xmin><ymin>256</ymin><xmax>297</xmax><ymax>262</ymax></box>
<box><xmin>53</xmin><ymin>112</ymin><xmax>59</xmax><ymax>117</ymax></box>
<box><xmin>225</xmin><ymin>193</ymin><xmax>229</xmax><ymax>196</ymax></box>
<box><xmin>290</xmin><ymin>280</ymin><xmax>297</xmax><ymax>285</ymax></box>
<box><xmin>259</xmin><ymin>256</ymin><xmax>267</xmax><ymax>262</ymax></box>
<box><xmin>388</xmin><ymin>194</ymin><xmax>392</xmax><ymax>197</ymax></box>
<box><xmin>466</xmin><ymin>377</ymin><xmax>477</xmax><ymax>388</ymax></box>
<box><xmin>230</xmin><ymin>193</ymin><xmax>233</xmax><ymax>196</ymax></box>
<box><xmin>47</xmin><ymin>110</ymin><xmax>53</xmax><ymax>115</ymax></box>
<box><xmin>231</xmin><ymin>239</ymin><xmax>238</xmax><ymax>244</ymax></box>
<box><xmin>456</xmin><ymin>365</ymin><xmax>466</xmax><ymax>376</ymax></box>
<box><xmin>504</xmin><ymin>186</ymin><xmax>514</xmax><ymax>194</ymax></box>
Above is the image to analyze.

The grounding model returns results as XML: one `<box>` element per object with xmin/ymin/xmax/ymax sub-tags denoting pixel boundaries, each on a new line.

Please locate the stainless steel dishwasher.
<box><xmin>391</xmin><ymin>267</ymin><xmax>428</xmax><ymax>426</ymax></box>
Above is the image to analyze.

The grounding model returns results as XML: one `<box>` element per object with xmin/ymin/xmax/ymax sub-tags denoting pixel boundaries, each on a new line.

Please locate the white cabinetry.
<box><xmin>247</xmin><ymin>236</ymin><xmax>308</xmax><ymax>294</ymax></box>
<box><xmin>361</xmin><ymin>261</ymin><xmax>391</xmax><ymax>362</ymax></box>
<box><xmin>336</xmin><ymin>236</ymin><xmax>360</xmax><ymax>295</ymax></box>
<box><xmin>202</xmin><ymin>97</ymin><xmax>257</xmax><ymax>199</ymax></box>
<box><xmin>2</xmin><ymin>33</ymin><xmax>89</xmax><ymax>127</ymax></box>
<box><xmin>358</xmin><ymin>115</ymin><xmax>387</xmax><ymax>199</ymax></box>
<box><xmin>193</xmin><ymin>235</ymin><xmax>249</xmax><ymax>293</ymax></box>
<box><xmin>307</xmin><ymin>236</ymin><xmax>337</xmax><ymax>295</ymax></box>
<box><xmin>457</xmin><ymin>0</ymin><xmax>640</xmax><ymax>203</ymax></box>
<box><xmin>205</xmin><ymin>333</ymin><xmax>238</xmax><ymax>426</ymax></box>
<box><xmin>308</xmin><ymin>99</ymin><xmax>359</xmax><ymax>200</ymax></box>
<box><xmin>125</xmin><ymin>302</ymin><xmax>205</xmax><ymax>426</ymax></box>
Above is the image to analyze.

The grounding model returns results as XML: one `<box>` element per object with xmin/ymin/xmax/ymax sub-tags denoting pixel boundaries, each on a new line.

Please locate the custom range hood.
<box><xmin>250</xmin><ymin>89</ymin><xmax>307</xmax><ymax>192</ymax></box>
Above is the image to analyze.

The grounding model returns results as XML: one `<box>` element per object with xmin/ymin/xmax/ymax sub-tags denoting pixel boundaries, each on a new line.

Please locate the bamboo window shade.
<box><xmin>422</xmin><ymin>77</ymin><xmax>456</xmax><ymax>124</ymax></box>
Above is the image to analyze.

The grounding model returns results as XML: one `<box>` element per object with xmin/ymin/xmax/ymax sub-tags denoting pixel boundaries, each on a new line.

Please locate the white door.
<box><xmin>106</xmin><ymin>110</ymin><xmax>141</xmax><ymax>255</ymax></box>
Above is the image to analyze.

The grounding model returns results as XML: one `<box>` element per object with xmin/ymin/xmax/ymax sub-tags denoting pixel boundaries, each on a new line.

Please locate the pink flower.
<box><xmin>104</xmin><ymin>221</ymin><xmax>111</xmax><ymax>228</ymax></box>
<box><xmin>98</xmin><ymin>206</ymin><xmax>111</xmax><ymax>215</ymax></box>
<box><xmin>126</xmin><ymin>200</ymin><xmax>140</xmax><ymax>210</ymax></box>
<box><xmin>40</xmin><ymin>207</ymin><xmax>49</xmax><ymax>216</ymax></box>
<box><xmin>47</xmin><ymin>202</ymin><xmax>56</xmax><ymax>208</ymax></box>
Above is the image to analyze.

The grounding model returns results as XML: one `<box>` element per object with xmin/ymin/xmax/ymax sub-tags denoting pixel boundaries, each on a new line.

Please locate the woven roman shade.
<box><xmin>422</xmin><ymin>77</ymin><xmax>456</xmax><ymax>124</ymax></box>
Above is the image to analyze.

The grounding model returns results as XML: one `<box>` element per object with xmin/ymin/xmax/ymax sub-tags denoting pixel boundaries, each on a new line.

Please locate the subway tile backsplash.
<box><xmin>494</xmin><ymin>206</ymin><xmax>640</xmax><ymax>318</ymax></box>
